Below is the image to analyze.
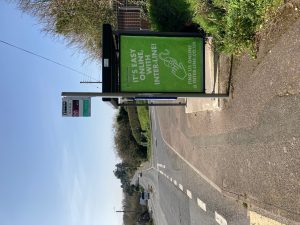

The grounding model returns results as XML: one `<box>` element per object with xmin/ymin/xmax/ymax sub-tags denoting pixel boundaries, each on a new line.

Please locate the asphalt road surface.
<box><xmin>151</xmin><ymin>15</ymin><xmax>300</xmax><ymax>224</ymax></box>
<box><xmin>138</xmin><ymin>112</ymin><xmax>250</xmax><ymax>225</ymax></box>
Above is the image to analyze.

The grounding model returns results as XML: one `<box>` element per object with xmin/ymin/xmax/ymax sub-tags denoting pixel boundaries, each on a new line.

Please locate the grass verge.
<box><xmin>126</xmin><ymin>107</ymin><xmax>144</xmax><ymax>144</ymax></box>
<box><xmin>136</xmin><ymin>105</ymin><xmax>152</xmax><ymax>160</ymax></box>
<box><xmin>189</xmin><ymin>0</ymin><xmax>283</xmax><ymax>55</ymax></box>
<box><xmin>148</xmin><ymin>0</ymin><xmax>283</xmax><ymax>55</ymax></box>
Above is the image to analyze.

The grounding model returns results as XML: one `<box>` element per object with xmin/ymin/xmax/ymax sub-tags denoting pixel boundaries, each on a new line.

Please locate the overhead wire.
<box><xmin>0</xmin><ymin>39</ymin><xmax>98</xmax><ymax>82</ymax></box>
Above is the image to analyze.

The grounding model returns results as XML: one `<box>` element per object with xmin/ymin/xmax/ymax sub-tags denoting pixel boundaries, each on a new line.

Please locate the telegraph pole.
<box><xmin>115</xmin><ymin>210</ymin><xmax>137</xmax><ymax>213</ymax></box>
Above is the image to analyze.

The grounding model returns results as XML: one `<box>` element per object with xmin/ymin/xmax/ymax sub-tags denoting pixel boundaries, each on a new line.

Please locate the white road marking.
<box><xmin>154</xmin><ymin>108</ymin><xmax>222</xmax><ymax>193</ymax></box>
<box><xmin>215</xmin><ymin>211</ymin><xmax>227</xmax><ymax>225</ymax></box>
<box><xmin>170</xmin><ymin>177</ymin><xmax>173</xmax><ymax>182</ymax></box>
<box><xmin>179</xmin><ymin>184</ymin><xmax>183</xmax><ymax>191</ymax></box>
<box><xmin>173</xmin><ymin>180</ymin><xmax>177</xmax><ymax>186</ymax></box>
<box><xmin>167</xmin><ymin>175</ymin><xmax>169</xmax><ymax>179</ymax></box>
<box><xmin>186</xmin><ymin>189</ymin><xmax>192</xmax><ymax>199</ymax></box>
<box><xmin>197</xmin><ymin>198</ymin><xmax>207</xmax><ymax>212</ymax></box>
<box><xmin>159</xmin><ymin>171</ymin><xmax>163</xmax><ymax>175</ymax></box>
<box><xmin>157</xmin><ymin>163</ymin><xmax>166</xmax><ymax>169</ymax></box>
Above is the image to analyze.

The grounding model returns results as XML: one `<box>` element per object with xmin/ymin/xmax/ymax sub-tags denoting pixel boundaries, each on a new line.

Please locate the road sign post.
<box><xmin>62</xmin><ymin>96</ymin><xmax>91</xmax><ymax>117</ymax></box>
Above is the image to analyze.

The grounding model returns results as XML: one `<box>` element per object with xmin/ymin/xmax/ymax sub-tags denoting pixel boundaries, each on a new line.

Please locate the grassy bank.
<box><xmin>189</xmin><ymin>0</ymin><xmax>282</xmax><ymax>55</ymax></box>
<box><xmin>123</xmin><ymin>105</ymin><xmax>152</xmax><ymax>160</ymax></box>
<box><xmin>148</xmin><ymin>0</ymin><xmax>283</xmax><ymax>55</ymax></box>
<box><xmin>136</xmin><ymin>106</ymin><xmax>152</xmax><ymax>160</ymax></box>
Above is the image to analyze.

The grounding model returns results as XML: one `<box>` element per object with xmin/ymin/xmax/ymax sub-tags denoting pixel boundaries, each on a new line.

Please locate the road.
<box><xmin>136</xmin><ymin>7</ymin><xmax>300</xmax><ymax>225</ymax></box>
<box><xmin>150</xmin><ymin>13</ymin><xmax>300</xmax><ymax>224</ymax></box>
<box><xmin>138</xmin><ymin>109</ymin><xmax>250</xmax><ymax>225</ymax></box>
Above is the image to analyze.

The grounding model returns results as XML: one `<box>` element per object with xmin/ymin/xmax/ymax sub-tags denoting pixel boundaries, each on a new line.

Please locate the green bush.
<box><xmin>122</xmin><ymin>192</ymin><xmax>147</xmax><ymax>225</ymax></box>
<box><xmin>136</xmin><ymin>106</ymin><xmax>149</xmax><ymax>132</ymax></box>
<box><xmin>146</xmin><ymin>219</ymin><xmax>154</xmax><ymax>225</ymax></box>
<box><xmin>149</xmin><ymin>0</ymin><xmax>192</xmax><ymax>31</ymax></box>
<box><xmin>189</xmin><ymin>0</ymin><xmax>283</xmax><ymax>54</ymax></box>
<box><xmin>126</xmin><ymin>107</ymin><xmax>146</xmax><ymax>144</ymax></box>
<box><xmin>114</xmin><ymin>107</ymin><xmax>147</xmax><ymax>165</ymax></box>
<box><xmin>136</xmin><ymin>105</ymin><xmax>152</xmax><ymax>160</ymax></box>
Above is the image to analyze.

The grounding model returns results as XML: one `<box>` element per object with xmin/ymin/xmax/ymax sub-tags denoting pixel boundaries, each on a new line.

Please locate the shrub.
<box><xmin>149</xmin><ymin>0</ymin><xmax>193</xmax><ymax>31</ymax></box>
<box><xmin>189</xmin><ymin>0</ymin><xmax>283</xmax><ymax>54</ymax></box>
<box><xmin>114</xmin><ymin>107</ymin><xmax>147</xmax><ymax>165</ymax></box>
<box><xmin>126</xmin><ymin>107</ymin><xmax>145</xmax><ymax>144</ymax></box>
<box><xmin>136</xmin><ymin>105</ymin><xmax>152</xmax><ymax>160</ymax></box>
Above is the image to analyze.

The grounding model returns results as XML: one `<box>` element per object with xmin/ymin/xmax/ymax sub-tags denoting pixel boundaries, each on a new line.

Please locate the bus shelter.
<box><xmin>102</xmin><ymin>23</ymin><xmax>208</xmax><ymax>107</ymax></box>
<box><xmin>62</xmin><ymin>24</ymin><xmax>229</xmax><ymax>110</ymax></box>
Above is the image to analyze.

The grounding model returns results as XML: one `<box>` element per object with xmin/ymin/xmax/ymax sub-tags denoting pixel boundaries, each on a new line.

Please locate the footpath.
<box><xmin>154</xmin><ymin>2</ymin><xmax>300</xmax><ymax>225</ymax></box>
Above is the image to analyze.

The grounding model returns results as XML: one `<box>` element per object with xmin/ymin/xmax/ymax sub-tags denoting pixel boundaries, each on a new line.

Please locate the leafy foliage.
<box><xmin>17</xmin><ymin>0</ymin><xmax>116</xmax><ymax>60</ymax></box>
<box><xmin>122</xmin><ymin>193</ymin><xmax>147</xmax><ymax>225</ymax></box>
<box><xmin>189</xmin><ymin>0</ymin><xmax>283</xmax><ymax>54</ymax></box>
<box><xmin>136</xmin><ymin>105</ymin><xmax>152</xmax><ymax>160</ymax></box>
<box><xmin>149</xmin><ymin>0</ymin><xmax>193</xmax><ymax>31</ymax></box>
<box><xmin>148</xmin><ymin>0</ymin><xmax>283</xmax><ymax>54</ymax></box>
<box><xmin>126</xmin><ymin>107</ymin><xmax>146</xmax><ymax>145</ymax></box>
<box><xmin>113</xmin><ymin>107</ymin><xmax>151</xmax><ymax>225</ymax></box>
<box><xmin>136</xmin><ymin>106</ymin><xmax>150</xmax><ymax>132</ymax></box>
<box><xmin>113</xmin><ymin>162</ymin><xmax>137</xmax><ymax>195</ymax></box>
<box><xmin>114</xmin><ymin>107</ymin><xmax>147</xmax><ymax>166</ymax></box>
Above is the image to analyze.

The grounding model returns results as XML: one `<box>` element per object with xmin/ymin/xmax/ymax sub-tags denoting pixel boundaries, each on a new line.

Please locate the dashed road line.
<box><xmin>215</xmin><ymin>211</ymin><xmax>227</xmax><ymax>225</ymax></box>
<box><xmin>157</xmin><ymin>163</ymin><xmax>166</xmax><ymax>169</ymax></box>
<box><xmin>162</xmin><ymin>172</ymin><xmax>209</xmax><ymax>217</ymax></box>
<box><xmin>197</xmin><ymin>198</ymin><xmax>207</xmax><ymax>212</ymax></box>
<box><xmin>179</xmin><ymin>184</ymin><xmax>183</xmax><ymax>191</ymax></box>
<box><xmin>186</xmin><ymin>189</ymin><xmax>192</xmax><ymax>199</ymax></box>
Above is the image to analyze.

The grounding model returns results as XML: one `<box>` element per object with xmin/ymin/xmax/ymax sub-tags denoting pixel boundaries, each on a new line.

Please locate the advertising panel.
<box><xmin>62</xmin><ymin>97</ymin><xmax>91</xmax><ymax>117</ymax></box>
<box><xmin>120</xmin><ymin>35</ymin><xmax>204</xmax><ymax>93</ymax></box>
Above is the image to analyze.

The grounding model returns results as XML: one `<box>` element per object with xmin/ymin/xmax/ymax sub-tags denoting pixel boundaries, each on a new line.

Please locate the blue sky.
<box><xmin>0</xmin><ymin>2</ymin><xmax>123</xmax><ymax>225</ymax></box>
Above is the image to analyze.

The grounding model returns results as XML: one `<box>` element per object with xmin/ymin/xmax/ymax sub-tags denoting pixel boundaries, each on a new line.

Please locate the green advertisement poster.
<box><xmin>120</xmin><ymin>35</ymin><xmax>204</xmax><ymax>93</ymax></box>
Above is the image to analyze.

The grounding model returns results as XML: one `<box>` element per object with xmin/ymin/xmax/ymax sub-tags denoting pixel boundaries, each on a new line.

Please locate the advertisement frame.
<box><xmin>117</xmin><ymin>31</ymin><xmax>205</xmax><ymax>94</ymax></box>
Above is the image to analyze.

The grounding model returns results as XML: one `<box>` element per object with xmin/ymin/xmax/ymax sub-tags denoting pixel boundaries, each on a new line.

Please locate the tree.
<box><xmin>113</xmin><ymin>162</ymin><xmax>136</xmax><ymax>195</ymax></box>
<box><xmin>16</xmin><ymin>0</ymin><xmax>116</xmax><ymax>60</ymax></box>
<box><xmin>114</xmin><ymin>107</ymin><xmax>146</xmax><ymax>166</ymax></box>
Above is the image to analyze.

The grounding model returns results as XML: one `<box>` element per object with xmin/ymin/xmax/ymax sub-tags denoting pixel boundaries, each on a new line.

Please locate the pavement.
<box><xmin>149</xmin><ymin>3</ymin><xmax>300</xmax><ymax>225</ymax></box>
<box><xmin>185</xmin><ymin>37</ymin><xmax>220</xmax><ymax>113</ymax></box>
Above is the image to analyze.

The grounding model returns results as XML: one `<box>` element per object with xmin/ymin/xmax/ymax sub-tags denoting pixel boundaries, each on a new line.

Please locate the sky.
<box><xmin>0</xmin><ymin>2</ymin><xmax>123</xmax><ymax>225</ymax></box>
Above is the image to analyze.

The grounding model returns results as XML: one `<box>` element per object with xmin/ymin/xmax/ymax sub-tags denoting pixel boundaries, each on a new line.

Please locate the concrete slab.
<box><xmin>185</xmin><ymin>37</ymin><xmax>220</xmax><ymax>113</ymax></box>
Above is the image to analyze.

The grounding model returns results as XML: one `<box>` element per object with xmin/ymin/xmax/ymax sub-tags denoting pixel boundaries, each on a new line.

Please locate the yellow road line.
<box><xmin>249</xmin><ymin>211</ymin><xmax>285</xmax><ymax>225</ymax></box>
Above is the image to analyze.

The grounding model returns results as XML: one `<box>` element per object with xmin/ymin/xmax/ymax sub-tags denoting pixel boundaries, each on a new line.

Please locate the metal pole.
<box><xmin>61</xmin><ymin>92</ymin><xmax>229</xmax><ymax>98</ymax></box>
<box><xmin>115</xmin><ymin>210</ymin><xmax>137</xmax><ymax>213</ymax></box>
<box><xmin>80</xmin><ymin>81</ymin><xmax>102</xmax><ymax>84</ymax></box>
<box><xmin>118</xmin><ymin>102</ymin><xmax>186</xmax><ymax>107</ymax></box>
